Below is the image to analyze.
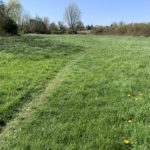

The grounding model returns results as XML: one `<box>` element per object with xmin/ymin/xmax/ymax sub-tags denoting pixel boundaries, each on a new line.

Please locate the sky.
<box><xmin>4</xmin><ymin>0</ymin><xmax>150</xmax><ymax>25</ymax></box>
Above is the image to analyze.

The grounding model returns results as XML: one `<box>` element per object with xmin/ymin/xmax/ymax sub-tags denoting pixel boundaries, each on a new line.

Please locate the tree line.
<box><xmin>92</xmin><ymin>22</ymin><xmax>150</xmax><ymax>37</ymax></box>
<box><xmin>1</xmin><ymin>0</ymin><xmax>150</xmax><ymax>36</ymax></box>
<box><xmin>0</xmin><ymin>0</ymin><xmax>87</xmax><ymax>35</ymax></box>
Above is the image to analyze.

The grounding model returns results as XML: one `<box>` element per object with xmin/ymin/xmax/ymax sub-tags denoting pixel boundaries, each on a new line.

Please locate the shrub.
<box><xmin>0</xmin><ymin>15</ymin><xmax>18</xmax><ymax>35</ymax></box>
<box><xmin>67</xmin><ymin>29</ymin><xmax>77</xmax><ymax>34</ymax></box>
<box><xmin>29</xmin><ymin>19</ymin><xmax>47</xmax><ymax>34</ymax></box>
<box><xmin>49</xmin><ymin>22</ymin><xmax>58</xmax><ymax>34</ymax></box>
<box><xmin>0</xmin><ymin>0</ymin><xmax>18</xmax><ymax>35</ymax></box>
<box><xmin>92</xmin><ymin>23</ymin><xmax>150</xmax><ymax>37</ymax></box>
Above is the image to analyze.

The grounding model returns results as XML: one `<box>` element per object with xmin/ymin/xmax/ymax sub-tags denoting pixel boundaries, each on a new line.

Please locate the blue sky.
<box><xmin>4</xmin><ymin>0</ymin><xmax>150</xmax><ymax>25</ymax></box>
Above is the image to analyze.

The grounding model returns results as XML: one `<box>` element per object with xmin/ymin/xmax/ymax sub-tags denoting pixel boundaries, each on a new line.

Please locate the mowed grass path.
<box><xmin>0</xmin><ymin>35</ymin><xmax>83</xmax><ymax>123</ymax></box>
<box><xmin>0</xmin><ymin>35</ymin><xmax>150</xmax><ymax>149</ymax></box>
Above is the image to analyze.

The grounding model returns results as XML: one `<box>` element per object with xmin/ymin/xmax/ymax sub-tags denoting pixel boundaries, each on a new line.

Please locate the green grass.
<box><xmin>0</xmin><ymin>35</ymin><xmax>150</xmax><ymax>150</ymax></box>
<box><xmin>0</xmin><ymin>35</ymin><xmax>83</xmax><ymax>123</ymax></box>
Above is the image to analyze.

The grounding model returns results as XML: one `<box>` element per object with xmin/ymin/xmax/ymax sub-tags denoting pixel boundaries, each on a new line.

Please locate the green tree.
<box><xmin>0</xmin><ymin>0</ymin><xmax>18</xmax><ymax>35</ymax></box>
<box><xmin>5</xmin><ymin>0</ymin><xmax>22</xmax><ymax>24</ymax></box>
<box><xmin>0</xmin><ymin>0</ymin><xmax>5</xmax><ymax>16</ymax></box>
<box><xmin>49</xmin><ymin>22</ymin><xmax>58</xmax><ymax>34</ymax></box>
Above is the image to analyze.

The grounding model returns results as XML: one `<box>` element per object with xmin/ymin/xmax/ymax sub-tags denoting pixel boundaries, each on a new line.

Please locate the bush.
<box><xmin>29</xmin><ymin>19</ymin><xmax>47</xmax><ymax>34</ymax></box>
<box><xmin>22</xmin><ymin>18</ymin><xmax>48</xmax><ymax>34</ymax></box>
<box><xmin>0</xmin><ymin>16</ymin><xmax>18</xmax><ymax>35</ymax></box>
<box><xmin>67</xmin><ymin>29</ymin><xmax>77</xmax><ymax>34</ymax></box>
<box><xmin>0</xmin><ymin>1</ymin><xmax>18</xmax><ymax>35</ymax></box>
<box><xmin>92</xmin><ymin>23</ymin><xmax>150</xmax><ymax>37</ymax></box>
<box><xmin>48</xmin><ymin>23</ymin><xmax>59</xmax><ymax>34</ymax></box>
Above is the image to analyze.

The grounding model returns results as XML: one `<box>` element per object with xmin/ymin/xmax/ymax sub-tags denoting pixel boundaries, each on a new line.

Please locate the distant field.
<box><xmin>0</xmin><ymin>35</ymin><xmax>150</xmax><ymax>150</ymax></box>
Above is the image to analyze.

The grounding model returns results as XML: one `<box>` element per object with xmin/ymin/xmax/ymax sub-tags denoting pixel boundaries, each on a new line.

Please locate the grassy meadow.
<box><xmin>0</xmin><ymin>35</ymin><xmax>150</xmax><ymax>149</ymax></box>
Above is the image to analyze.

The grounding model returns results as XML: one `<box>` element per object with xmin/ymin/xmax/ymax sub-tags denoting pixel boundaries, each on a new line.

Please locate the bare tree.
<box><xmin>58</xmin><ymin>21</ymin><xmax>66</xmax><ymax>32</ymax></box>
<box><xmin>43</xmin><ymin>17</ymin><xmax>49</xmax><ymax>29</ymax></box>
<box><xmin>64</xmin><ymin>3</ymin><xmax>81</xmax><ymax>30</ymax></box>
<box><xmin>21</xmin><ymin>10</ymin><xmax>31</xmax><ymax>25</ymax></box>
